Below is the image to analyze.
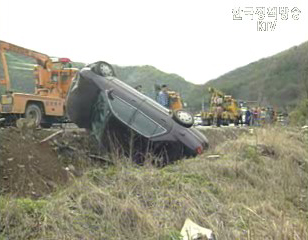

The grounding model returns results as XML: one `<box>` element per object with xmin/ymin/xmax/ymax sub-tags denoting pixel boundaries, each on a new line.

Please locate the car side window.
<box><xmin>131</xmin><ymin>111</ymin><xmax>166</xmax><ymax>137</ymax></box>
<box><xmin>109</xmin><ymin>95</ymin><xmax>166</xmax><ymax>137</ymax></box>
<box><xmin>109</xmin><ymin>96</ymin><xmax>136</xmax><ymax>124</ymax></box>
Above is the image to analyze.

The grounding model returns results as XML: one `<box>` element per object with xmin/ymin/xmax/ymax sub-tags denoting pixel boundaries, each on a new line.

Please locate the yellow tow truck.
<box><xmin>201</xmin><ymin>87</ymin><xmax>241</xmax><ymax>126</ymax></box>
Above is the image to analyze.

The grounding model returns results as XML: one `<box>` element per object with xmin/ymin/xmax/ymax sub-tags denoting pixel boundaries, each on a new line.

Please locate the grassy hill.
<box><xmin>1</xmin><ymin>127</ymin><xmax>307</xmax><ymax>239</ymax></box>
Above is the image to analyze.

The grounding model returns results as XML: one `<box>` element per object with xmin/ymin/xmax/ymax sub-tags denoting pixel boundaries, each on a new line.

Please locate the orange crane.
<box><xmin>201</xmin><ymin>87</ymin><xmax>241</xmax><ymax>126</ymax></box>
<box><xmin>0</xmin><ymin>40</ymin><xmax>78</xmax><ymax>127</ymax></box>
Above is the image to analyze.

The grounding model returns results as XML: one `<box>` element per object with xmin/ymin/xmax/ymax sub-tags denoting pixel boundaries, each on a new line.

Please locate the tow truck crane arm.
<box><xmin>0</xmin><ymin>40</ymin><xmax>52</xmax><ymax>92</ymax></box>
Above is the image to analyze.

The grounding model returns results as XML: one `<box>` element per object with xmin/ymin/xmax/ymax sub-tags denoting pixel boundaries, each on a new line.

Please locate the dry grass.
<box><xmin>1</xmin><ymin>126</ymin><xmax>308</xmax><ymax>239</ymax></box>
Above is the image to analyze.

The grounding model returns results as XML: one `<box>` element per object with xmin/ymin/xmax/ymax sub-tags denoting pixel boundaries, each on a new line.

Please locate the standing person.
<box><xmin>256</xmin><ymin>107</ymin><xmax>261</xmax><ymax>126</ymax></box>
<box><xmin>265</xmin><ymin>107</ymin><xmax>271</xmax><ymax>125</ymax></box>
<box><xmin>237</xmin><ymin>108</ymin><xmax>243</xmax><ymax>126</ymax></box>
<box><xmin>157</xmin><ymin>84</ymin><xmax>170</xmax><ymax>108</ymax></box>
<box><xmin>260</xmin><ymin>108</ymin><xmax>266</xmax><ymax>126</ymax></box>
<box><xmin>270</xmin><ymin>108</ymin><xmax>276</xmax><ymax>124</ymax></box>
<box><xmin>216</xmin><ymin>105</ymin><xmax>223</xmax><ymax>127</ymax></box>
<box><xmin>245</xmin><ymin>107</ymin><xmax>251</xmax><ymax>126</ymax></box>
<box><xmin>251</xmin><ymin>108</ymin><xmax>258</xmax><ymax>126</ymax></box>
<box><xmin>134</xmin><ymin>85</ymin><xmax>142</xmax><ymax>92</ymax></box>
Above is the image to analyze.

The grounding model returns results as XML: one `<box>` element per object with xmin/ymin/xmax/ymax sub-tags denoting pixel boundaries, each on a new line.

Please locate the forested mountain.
<box><xmin>1</xmin><ymin>41</ymin><xmax>307</xmax><ymax>111</ymax></box>
<box><xmin>201</xmin><ymin>42</ymin><xmax>308</xmax><ymax>107</ymax></box>
<box><xmin>201</xmin><ymin>41</ymin><xmax>308</xmax><ymax>110</ymax></box>
<box><xmin>114</xmin><ymin>41</ymin><xmax>308</xmax><ymax>111</ymax></box>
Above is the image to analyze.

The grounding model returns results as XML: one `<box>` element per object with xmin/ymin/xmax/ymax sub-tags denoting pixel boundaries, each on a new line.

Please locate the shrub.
<box><xmin>289</xmin><ymin>99</ymin><xmax>308</xmax><ymax>126</ymax></box>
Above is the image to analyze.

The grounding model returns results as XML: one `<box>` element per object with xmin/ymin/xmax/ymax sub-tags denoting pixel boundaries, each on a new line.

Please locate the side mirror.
<box><xmin>107</xmin><ymin>89</ymin><xmax>114</xmax><ymax>100</ymax></box>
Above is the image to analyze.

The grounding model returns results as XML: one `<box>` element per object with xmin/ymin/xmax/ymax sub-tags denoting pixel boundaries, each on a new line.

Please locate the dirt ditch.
<box><xmin>0</xmin><ymin>126</ymin><xmax>246</xmax><ymax>198</ymax></box>
<box><xmin>0</xmin><ymin>127</ymin><xmax>95</xmax><ymax>198</ymax></box>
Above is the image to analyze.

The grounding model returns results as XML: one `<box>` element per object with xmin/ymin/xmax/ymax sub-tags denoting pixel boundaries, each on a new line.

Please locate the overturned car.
<box><xmin>66</xmin><ymin>61</ymin><xmax>208</xmax><ymax>164</ymax></box>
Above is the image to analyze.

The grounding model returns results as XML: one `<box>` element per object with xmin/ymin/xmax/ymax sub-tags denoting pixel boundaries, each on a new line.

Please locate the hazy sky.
<box><xmin>0</xmin><ymin>0</ymin><xmax>307</xmax><ymax>84</ymax></box>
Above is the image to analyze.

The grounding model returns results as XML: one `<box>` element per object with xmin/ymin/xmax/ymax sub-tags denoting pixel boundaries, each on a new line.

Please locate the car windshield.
<box><xmin>110</xmin><ymin>77</ymin><xmax>170</xmax><ymax>115</ymax></box>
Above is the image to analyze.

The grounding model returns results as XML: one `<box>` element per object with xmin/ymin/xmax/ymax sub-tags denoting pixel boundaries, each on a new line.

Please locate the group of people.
<box><xmin>134</xmin><ymin>84</ymin><xmax>278</xmax><ymax>128</ymax></box>
<box><xmin>243</xmin><ymin>107</ymin><xmax>276</xmax><ymax>126</ymax></box>
<box><xmin>134</xmin><ymin>84</ymin><xmax>171</xmax><ymax>108</ymax></box>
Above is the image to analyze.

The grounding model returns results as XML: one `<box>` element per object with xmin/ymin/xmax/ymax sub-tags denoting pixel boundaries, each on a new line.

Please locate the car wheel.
<box><xmin>172</xmin><ymin>110</ymin><xmax>194</xmax><ymax>128</ymax></box>
<box><xmin>25</xmin><ymin>104</ymin><xmax>42</xmax><ymax>127</ymax></box>
<box><xmin>94</xmin><ymin>61</ymin><xmax>116</xmax><ymax>77</ymax></box>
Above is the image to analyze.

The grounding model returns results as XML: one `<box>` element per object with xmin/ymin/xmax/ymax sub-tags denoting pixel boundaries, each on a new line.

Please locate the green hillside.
<box><xmin>113</xmin><ymin>41</ymin><xmax>308</xmax><ymax>111</ymax></box>
<box><xmin>201</xmin><ymin>41</ymin><xmax>308</xmax><ymax>110</ymax></box>
<box><xmin>113</xmin><ymin>65</ymin><xmax>195</xmax><ymax>105</ymax></box>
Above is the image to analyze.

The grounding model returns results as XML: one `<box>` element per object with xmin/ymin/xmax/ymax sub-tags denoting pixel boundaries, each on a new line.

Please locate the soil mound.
<box><xmin>0</xmin><ymin>127</ymin><xmax>90</xmax><ymax>198</ymax></box>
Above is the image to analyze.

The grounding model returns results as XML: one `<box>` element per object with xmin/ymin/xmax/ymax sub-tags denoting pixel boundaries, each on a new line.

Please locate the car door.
<box><xmin>108</xmin><ymin>94</ymin><xmax>137</xmax><ymax>126</ymax></box>
<box><xmin>130</xmin><ymin>110</ymin><xmax>166</xmax><ymax>138</ymax></box>
<box><xmin>107</xmin><ymin>93</ymin><xmax>167</xmax><ymax>138</ymax></box>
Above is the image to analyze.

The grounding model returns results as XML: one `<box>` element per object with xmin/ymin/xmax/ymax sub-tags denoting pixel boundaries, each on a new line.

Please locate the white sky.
<box><xmin>0</xmin><ymin>0</ymin><xmax>307</xmax><ymax>84</ymax></box>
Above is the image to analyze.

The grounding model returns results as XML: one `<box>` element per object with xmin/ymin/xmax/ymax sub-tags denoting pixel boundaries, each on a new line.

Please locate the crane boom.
<box><xmin>0</xmin><ymin>40</ymin><xmax>53</xmax><ymax>92</ymax></box>
<box><xmin>0</xmin><ymin>41</ymin><xmax>51</xmax><ymax>68</ymax></box>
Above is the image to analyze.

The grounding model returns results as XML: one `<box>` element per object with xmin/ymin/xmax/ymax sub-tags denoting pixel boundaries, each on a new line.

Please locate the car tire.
<box><xmin>94</xmin><ymin>61</ymin><xmax>116</xmax><ymax>77</ymax></box>
<box><xmin>172</xmin><ymin>110</ymin><xmax>194</xmax><ymax>128</ymax></box>
<box><xmin>25</xmin><ymin>104</ymin><xmax>42</xmax><ymax>127</ymax></box>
